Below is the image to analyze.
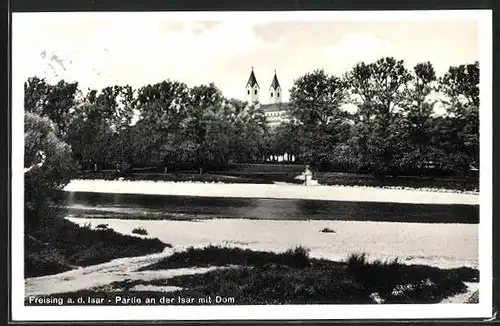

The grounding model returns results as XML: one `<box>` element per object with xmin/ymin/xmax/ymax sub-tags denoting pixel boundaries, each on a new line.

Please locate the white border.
<box><xmin>11</xmin><ymin>10</ymin><xmax>493</xmax><ymax>321</ymax></box>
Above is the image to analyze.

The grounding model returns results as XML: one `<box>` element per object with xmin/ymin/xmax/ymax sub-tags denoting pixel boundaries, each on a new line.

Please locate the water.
<box><xmin>61</xmin><ymin>192</ymin><xmax>479</xmax><ymax>224</ymax></box>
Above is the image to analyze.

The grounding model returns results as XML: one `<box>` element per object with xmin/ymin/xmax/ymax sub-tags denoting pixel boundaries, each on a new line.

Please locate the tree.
<box><xmin>66</xmin><ymin>102</ymin><xmax>113</xmax><ymax>170</ymax></box>
<box><xmin>438</xmin><ymin>61</ymin><xmax>479</xmax><ymax>170</ymax></box>
<box><xmin>94</xmin><ymin>85</ymin><xmax>136</xmax><ymax>131</ymax></box>
<box><xmin>135</xmin><ymin>80</ymin><xmax>191</xmax><ymax>168</ymax></box>
<box><xmin>24</xmin><ymin>112</ymin><xmax>75</xmax><ymax>229</ymax></box>
<box><xmin>399</xmin><ymin>62</ymin><xmax>438</xmax><ymax>171</ymax></box>
<box><xmin>289</xmin><ymin>69</ymin><xmax>347</xmax><ymax>126</ymax></box>
<box><xmin>228</xmin><ymin>100</ymin><xmax>269</xmax><ymax>163</ymax></box>
<box><xmin>185</xmin><ymin>84</ymin><xmax>225</xmax><ymax>167</ymax></box>
<box><xmin>346</xmin><ymin>57</ymin><xmax>413</xmax><ymax>174</ymax></box>
<box><xmin>287</xmin><ymin>69</ymin><xmax>350</xmax><ymax>169</ymax></box>
<box><xmin>24</xmin><ymin>77</ymin><xmax>80</xmax><ymax>138</ymax></box>
<box><xmin>24</xmin><ymin>76</ymin><xmax>50</xmax><ymax>114</ymax></box>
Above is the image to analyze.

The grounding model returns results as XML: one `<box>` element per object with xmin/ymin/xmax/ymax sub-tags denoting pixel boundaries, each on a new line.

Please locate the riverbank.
<box><xmin>25</xmin><ymin>215</ymin><xmax>170</xmax><ymax>278</ymax></box>
<box><xmin>66</xmin><ymin>217</ymin><xmax>478</xmax><ymax>270</ymax></box>
<box><xmin>78</xmin><ymin>167</ymin><xmax>479</xmax><ymax>193</ymax></box>
<box><xmin>25</xmin><ymin>216</ymin><xmax>479</xmax><ymax>304</ymax></box>
<box><xmin>64</xmin><ymin>179</ymin><xmax>479</xmax><ymax>205</ymax></box>
<box><xmin>25</xmin><ymin>244</ymin><xmax>479</xmax><ymax>304</ymax></box>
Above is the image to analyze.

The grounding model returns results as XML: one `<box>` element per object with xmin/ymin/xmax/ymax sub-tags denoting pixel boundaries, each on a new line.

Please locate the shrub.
<box><xmin>346</xmin><ymin>253</ymin><xmax>400</xmax><ymax>298</ymax></box>
<box><xmin>38</xmin><ymin>247</ymin><xmax>477</xmax><ymax>304</ymax></box>
<box><xmin>24</xmin><ymin>112</ymin><xmax>76</xmax><ymax>230</ymax></box>
<box><xmin>320</xmin><ymin>227</ymin><xmax>336</xmax><ymax>233</ymax></box>
<box><xmin>26</xmin><ymin>217</ymin><xmax>170</xmax><ymax>276</ymax></box>
<box><xmin>139</xmin><ymin>245</ymin><xmax>312</xmax><ymax>271</ymax></box>
<box><xmin>24</xmin><ymin>235</ymin><xmax>73</xmax><ymax>277</ymax></box>
<box><xmin>132</xmin><ymin>227</ymin><xmax>148</xmax><ymax>235</ymax></box>
<box><xmin>283</xmin><ymin>246</ymin><xmax>311</xmax><ymax>268</ymax></box>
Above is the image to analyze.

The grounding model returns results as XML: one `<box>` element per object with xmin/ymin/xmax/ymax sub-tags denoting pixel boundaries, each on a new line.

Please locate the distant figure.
<box><xmin>300</xmin><ymin>165</ymin><xmax>318</xmax><ymax>186</ymax></box>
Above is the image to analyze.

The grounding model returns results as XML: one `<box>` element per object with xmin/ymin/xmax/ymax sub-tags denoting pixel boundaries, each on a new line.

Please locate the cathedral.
<box><xmin>245</xmin><ymin>67</ymin><xmax>290</xmax><ymax>127</ymax></box>
<box><xmin>245</xmin><ymin>67</ymin><xmax>295</xmax><ymax>162</ymax></box>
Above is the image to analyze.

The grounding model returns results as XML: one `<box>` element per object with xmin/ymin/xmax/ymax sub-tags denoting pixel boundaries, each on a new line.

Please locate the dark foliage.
<box><xmin>39</xmin><ymin>247</ymin><xmax>477</xmax><ymax>304</ymax></box>
<box><xmin>25</xmin><ymin>216</ymin><xmax>169</xmax><ymax>277</ymax></box>
<box><xmin>138</xmin><ymin>245</ymin><xmax>312</xmax><ymax>271</ymax></box>
<box><xmin>315</xmin><ymin>172</ymin><xmax>478</xmax><ymax>192</ymax></box>
<box><xmin>132</xmin><ymin>227</ymin><xmax>148</xmax><ymax>235</ymax></box>
<box><xmin>24</xmin><ymin>58</ymin><xmax>479</xmax><ymax>181</ymax></box>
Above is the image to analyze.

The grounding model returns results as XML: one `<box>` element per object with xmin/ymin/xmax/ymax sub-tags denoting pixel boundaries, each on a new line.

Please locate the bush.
<box><xmin>24</xmin><ymin>235</ymin><xmax>73</xmax><ymax>277</ymax></box>
<box><xmin>132</xmin><ymin>227</ymin><xmax>148</xmax><ymax>235</ymax></box>
<box><xmin>165</xmin><ymin>266</ymin><xmax>370</xmax><ymax>304</ymax></box>
<box><xmin>38</xmin><ymin>247</ymin><xmax>477</xmax><ymax>304</ymax></box>
<box><xmin>283</xmin><ymin>246</ymin><xmax>311</xmax><ymax>268</ymax></box>
<box><xmin>346</xmin><ymin>253</ymin><xmax>400</xmax><ymax>297</ymax></box>
<box><xmin>139</xmin><ymin>245</ymin><xmax>312</xmax><ymax>271</ymax></box>
<box><xmin>320</xmin><ymin>227</ymin><xmax>336</xmax><ymax>233</ymax></box>
<box><xmin>26</xmin><ymin>216</ymin><xmax>170</xmax><ymax>276</ymax></box>
<box><xmin>24</xmin><ymin>112</ymin><xmax>76</xmax><ymax>230</ymax></box>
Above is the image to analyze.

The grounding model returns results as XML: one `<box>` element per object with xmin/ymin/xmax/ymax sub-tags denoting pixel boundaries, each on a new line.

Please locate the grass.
<box><xmin>161</xmin><ymin>250</ymin><xmax>477</xmax><ymax>304</ymax></box>
<box><xmin>315</xmin><ymin>172</ymin><xmax>479</xmax><ymax>192</ymax></box>
<box><xmin>132</xmin><ymin>227</ymin><xmax>148</xmax><ymax>235</ymax></box>
<box><xmin>138</xmin><ymin>245</ymin><xmax>312</xmax><ymax>271</ymax></box>
<box><xmin>77</xmin><ymin>171</ymin><xmax>275</xmax><ymax>184</ymax></box>
<box><xmin>78</xmin><ymin>170</ymin><xmax>478</xmax><ymax>192</ymax></box>
<box><xmin>25</xmin><ymin>216</ymin><xmax>170</xmax><ymax>278</ymax></box>
<box><xmin>35</xmin><ymin>246</ymin><xmax>479</xmax><ymax>305</ymax></box>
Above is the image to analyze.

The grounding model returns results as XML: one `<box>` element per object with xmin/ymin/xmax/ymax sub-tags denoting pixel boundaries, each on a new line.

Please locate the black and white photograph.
<box><xmin>11</xmin><ymin>10</ymin><xmax>492</xmax><ymax>321</ymax></box>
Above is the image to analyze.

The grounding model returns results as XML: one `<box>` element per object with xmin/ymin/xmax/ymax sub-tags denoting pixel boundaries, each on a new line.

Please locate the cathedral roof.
<box><xmin>246</xmin><ymin>68</ymin><xmax>259</xmax><ymax>88</ymax></box>
<box><xmin>270</xmin><ymin>71</ymin><xmax>281</xmax><ymax>90</ymax></box>
<box><xmin>260</xmin><ymin>103</ymin><xmax>289</xmax><ymax>113</ymax></box>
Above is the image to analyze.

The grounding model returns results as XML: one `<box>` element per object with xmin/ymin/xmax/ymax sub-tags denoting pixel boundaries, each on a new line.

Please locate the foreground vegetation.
<box><xmin>32</xmin><ymin>246</ymin><xmax>479</xmax><ymax>305</ymax></box>
<box><xmin>25</xmin><ymin>214</ymin><xmax>169</xmax><ymax>278</ymax></box>
<box><xmin>24</xmin><ymin>111</ymin><xmax>171</xmax><ymax>278</ymax></box>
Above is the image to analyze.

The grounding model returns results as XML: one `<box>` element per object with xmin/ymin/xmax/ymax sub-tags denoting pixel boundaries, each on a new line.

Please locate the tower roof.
<box><xmin>270</xmin><ymin>70</ymin><xmax>281</xmax><ymax>90</ymax></box>
<box><xmin>246</xmin><ymin>67</ymin><xmax>259</xmax><ymax>88</ymax></box>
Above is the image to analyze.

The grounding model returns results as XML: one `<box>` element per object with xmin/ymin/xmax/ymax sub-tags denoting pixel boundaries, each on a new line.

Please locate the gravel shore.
<box><xmin>64</xmin><ymin>179</ymin><xmax>479</xmax><ymax>205</ymax></box>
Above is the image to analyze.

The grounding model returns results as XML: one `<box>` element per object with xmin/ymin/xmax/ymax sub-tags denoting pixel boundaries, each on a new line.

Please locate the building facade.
<box><xmin>245</xmin><ymin>67</ymin><xmax>290</xmax><ymax>128</ymax></box>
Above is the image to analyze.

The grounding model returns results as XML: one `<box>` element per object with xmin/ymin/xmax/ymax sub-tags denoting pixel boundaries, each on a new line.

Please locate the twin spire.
<box><xmin>245</xmin><ymin>66</ymin><xmax>282</xmax><ymax>104</ymax></box>
<box><xmin>246</xmin><ymin>66</ymin><xmax>259</xmax><ymax>88</ymax></box>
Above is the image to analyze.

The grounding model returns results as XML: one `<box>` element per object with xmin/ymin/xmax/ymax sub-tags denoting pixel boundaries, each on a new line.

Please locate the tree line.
<box><xmin>24</xmin><ymin>57</ymin><xmax>479</xmax><ymax>177</ymax></box>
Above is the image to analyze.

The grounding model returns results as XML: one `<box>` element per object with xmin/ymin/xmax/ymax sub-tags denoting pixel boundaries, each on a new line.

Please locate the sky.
<box><xmin>13</xmin><ymin>12</ymin><xmax>479</xmax><ymax>103</ymax></box>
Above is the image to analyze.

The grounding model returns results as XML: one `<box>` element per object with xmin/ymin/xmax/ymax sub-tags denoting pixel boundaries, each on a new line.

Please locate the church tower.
<box><xmin>246</xmin><ymin>66</ymin><xmax>260</xmax><ymax>104</ymax></box>
<box><xmin>269</xmin><ymin>70</ymin><xmax>282</xmax><ymax>104</ymax></box>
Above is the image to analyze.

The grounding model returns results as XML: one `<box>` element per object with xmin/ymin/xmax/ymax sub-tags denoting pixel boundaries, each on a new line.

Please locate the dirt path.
<box><xmin>25</xmin><ymin>248</ymin><xmax>224</xmax><ymax>297</ymax></box>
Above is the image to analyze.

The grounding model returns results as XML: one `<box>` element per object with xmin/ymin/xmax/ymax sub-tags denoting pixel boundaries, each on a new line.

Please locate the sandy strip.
<box><xmin>442</xmin><ymin>282</ymin><xmax>479</xmax><ymax>303</ymax></box>
<box><xmin>67</xmin><ymin>217</ymin><xmax>479</xmax><ymax>270</ymax></box>
<box><xmin>26</xmin><ymin>217</ymin><xmax>478</xmax><ymax>298</ymax></box>
<box><xmin>64</xmin><ymin>180</ymin><xmax>479</xmax><ymax>205</ymax></box>
<box><xmin>25</xmin><ymin>247</ymin><xmax>231</xmax><ymax>297</ymax></box>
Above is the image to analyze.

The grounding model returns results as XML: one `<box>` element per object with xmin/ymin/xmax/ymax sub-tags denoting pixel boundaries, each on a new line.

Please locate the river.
<box><xmin>61</xmin><ymin>191</ymin><xmax>479</xmax><ymax>224</ymax></box>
